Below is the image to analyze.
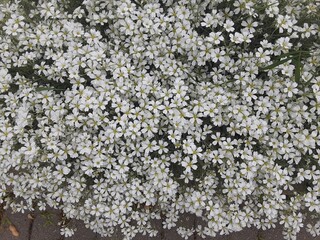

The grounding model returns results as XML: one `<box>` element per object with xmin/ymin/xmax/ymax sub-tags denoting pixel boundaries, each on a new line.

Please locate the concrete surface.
<box><xmin>0</xmin><ymin>208</ymin><xmax>318</xmax><ymax>240</ymax></box>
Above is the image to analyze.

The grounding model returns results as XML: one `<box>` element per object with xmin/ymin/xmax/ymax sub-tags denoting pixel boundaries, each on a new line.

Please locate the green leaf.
<box><xmin>294</xmin><ymin>55</ymin><xmax>302</xmax><ymax>83</ymax></box>
<box><xmin>275</xmin><ymin>50</ymin><xmax>309</xmax><ymax>59</ymax></box>
<box><xmin>260</xmin><ymin>57</ymin><xmax>293</xmax><ymax>71</ymax></box>
<box><xmin>35</xmin><ymin>87</ymin><xmax>54</xmax><ymax>91</ymax></box>
<box><xmin>35</xmin><ymin>87</ymin><xmax>64</xmax><ymax>92</ymax></box>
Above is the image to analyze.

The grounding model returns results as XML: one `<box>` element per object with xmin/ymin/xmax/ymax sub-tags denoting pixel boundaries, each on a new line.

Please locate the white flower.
<box><xmin>0</xmin><ymin>0</ymin><xmax>318</xmax><ymax>239</ymax></box>
<box><xmin>181</xmin><ymin>156</ymin><xmax>198</xmax><ymax>173</ymax></box>
<box><xmin>60</xmin><ymin>227</ymin><xmax>76</xmax><ymax>237</ymax></box>
<box><xmin>84</xmin><ymin>29</ymin><xmax>102</xmax><ymax>45</ymax></box>
<box><xmin>284</xmin><ymin>81</ymin><xmax>298</xmax><ymax>97</ymax></box>
<box><xmin>207</xmin><ymin>32</ymin><xmax>224</xmax><ymax>45</ymax></box>
<box><xmin>62</xmin><ymin>166</ymin><xmax>70</xmax><ymax>175</ymax></box>
<box><xmin>224</xmin><ymin>19</ymin><xmax>235</xmax><ymax>32</ymax></box>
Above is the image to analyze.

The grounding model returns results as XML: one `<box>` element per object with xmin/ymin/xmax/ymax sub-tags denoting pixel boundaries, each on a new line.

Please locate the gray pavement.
<box><xmin>0</xmin><ymin>208</ymin><xmax>319</xmax><ymax>240</ymax></box>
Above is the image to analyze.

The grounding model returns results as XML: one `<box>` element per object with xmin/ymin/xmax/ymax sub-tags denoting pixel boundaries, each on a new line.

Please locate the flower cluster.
<box><xmin>0</xmin><ymin>0</ymin><xmax>319</xmax><ymax>239</ymax></box>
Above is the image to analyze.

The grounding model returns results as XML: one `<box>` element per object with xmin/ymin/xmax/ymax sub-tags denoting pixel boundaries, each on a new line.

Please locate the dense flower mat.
<box><xmin>0</xmin><ymin>0</ymin><xmax>319</xmax><ymax>239</ymax></box>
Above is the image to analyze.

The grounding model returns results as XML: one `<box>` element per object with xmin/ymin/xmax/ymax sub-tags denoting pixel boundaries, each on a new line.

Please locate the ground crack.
<box><xmin>28</xmin><ymin>212</ymin><xmax>35</xmax><ymax>240</ymax></box>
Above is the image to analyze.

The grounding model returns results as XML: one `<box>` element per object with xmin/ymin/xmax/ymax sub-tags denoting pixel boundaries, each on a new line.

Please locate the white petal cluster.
<box><xmin>0</xmin><ymin>0</ymin><xmax>319</xmax><ymax>239</ymax></box>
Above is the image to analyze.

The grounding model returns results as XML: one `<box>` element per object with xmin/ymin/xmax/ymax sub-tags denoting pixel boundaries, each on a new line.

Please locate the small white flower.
<box><xmin>224</xmin><ymin>19</ymin><xmax>235</xmax><ymax>32</ymax></box>
<box><xmin>62</xmin><ymin>166</ymin><xmax>70</xmax><ymax>175</ymax></box>
<box><xmin>60</xmin><ymin>227</ymin><xmax>76</xmax><ymax>237</ymax></box>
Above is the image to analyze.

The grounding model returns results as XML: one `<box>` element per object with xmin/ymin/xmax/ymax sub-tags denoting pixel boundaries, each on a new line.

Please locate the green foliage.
<box><xmin>260</xmin><ymin>50</ymin><xmax>311</xmax><ymax>84</ymax></box>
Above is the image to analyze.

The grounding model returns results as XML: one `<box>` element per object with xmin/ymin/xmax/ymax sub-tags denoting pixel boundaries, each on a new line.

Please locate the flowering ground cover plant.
<box><xmin>0</xmin><ymin>0</ymin><xmax>319</xmax><ymax>239</ymax></box>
